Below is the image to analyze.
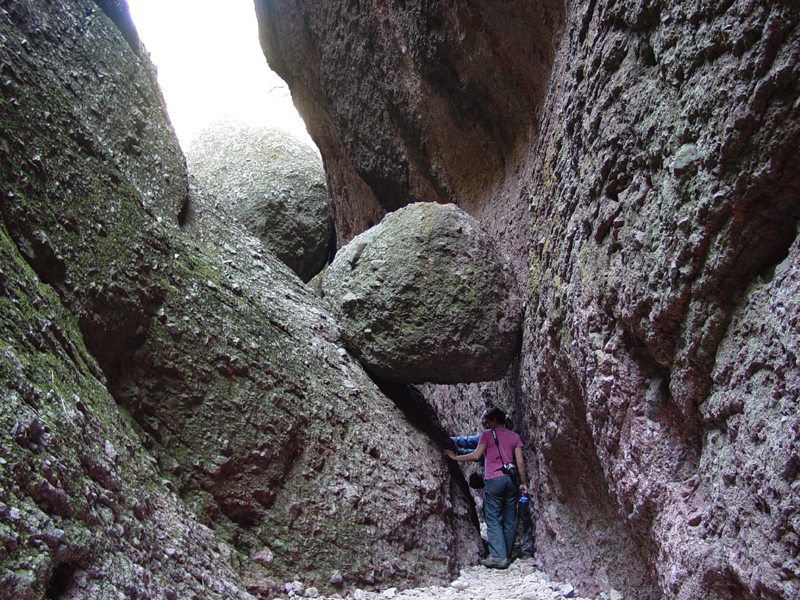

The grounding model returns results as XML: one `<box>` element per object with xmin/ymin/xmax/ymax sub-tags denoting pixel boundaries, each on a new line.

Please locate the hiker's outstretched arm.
<box><xmin>445</xmin><ymin>443</ymin><xmax>486</xmax><ymax>462</ymax></box>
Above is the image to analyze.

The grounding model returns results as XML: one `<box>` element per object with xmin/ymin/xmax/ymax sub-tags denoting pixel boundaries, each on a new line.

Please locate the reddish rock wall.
<box><xmin>257</xmin><ymin>0</ymin><xmax>564</xmax><ymax>248</ymax></box>
<box><xmin>257</xmin><ymin>1</ymin><xmax>800</xmax><ymax>598</ymax></box>
<box><xmin>524</xmin><ymin>2</ymin><xmax>800</xmax><ymax>598</ymax></box>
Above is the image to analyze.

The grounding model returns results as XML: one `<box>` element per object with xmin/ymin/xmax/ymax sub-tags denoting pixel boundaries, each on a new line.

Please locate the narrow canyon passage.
<box><xmin>258</xmin><ymin>1</ymin><xmax>800</xmax><ymax>599</ymax></box>
<box><xmin>1</xmin><ymin>2</ymin><xmax>799</xmax><ymax>600</ymax></box>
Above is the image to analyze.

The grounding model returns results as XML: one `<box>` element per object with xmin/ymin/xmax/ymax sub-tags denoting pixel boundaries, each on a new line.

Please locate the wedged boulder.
<box><xmin>187</xmin><ymin>120</ymin><xmax>333</xmax><ymax>282</ymax></box>
<box><xmin>321</xmin><ymin>202</ymin><xmax>522</xmax><ymax>384</ymax></box>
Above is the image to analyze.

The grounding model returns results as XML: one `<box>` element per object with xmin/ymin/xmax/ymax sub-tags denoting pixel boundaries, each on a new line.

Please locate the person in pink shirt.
<box><xmin>445</xmin><ymin>407</ymin><xmax>528</xmax><ymax>569</ymax></box>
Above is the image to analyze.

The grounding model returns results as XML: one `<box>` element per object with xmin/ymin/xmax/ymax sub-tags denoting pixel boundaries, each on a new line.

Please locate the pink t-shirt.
<box><xmin>479</xmin><ymin>428</ymin><xmax>522</xmax><ymax>480</ymax></box>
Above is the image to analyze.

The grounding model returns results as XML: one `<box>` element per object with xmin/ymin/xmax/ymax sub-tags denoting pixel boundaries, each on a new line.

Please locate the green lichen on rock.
<box><xmin>0</xmin><ymin>217</ymin><xmax>252</xmax><ymax>599</ymax></box>
<box><xmin>0</xmin><ymin>1</ymin><xmax>480</xmax><ymax>596</ymax></box>
<box><xmin>322</xmin><ymin>202</ymin><xmax>523</xmax><ymax>383</ymax></box>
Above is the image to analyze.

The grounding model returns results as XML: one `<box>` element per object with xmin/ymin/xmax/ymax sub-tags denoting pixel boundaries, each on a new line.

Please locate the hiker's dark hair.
<box><xmin>484</xmin><ymin>407</ymin><xmax>506</xmax><ymax>425</ymax></box>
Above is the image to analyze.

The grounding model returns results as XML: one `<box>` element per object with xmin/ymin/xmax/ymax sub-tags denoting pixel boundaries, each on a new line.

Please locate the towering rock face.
<box><xmin>257</xmin><ymin>0</ymin><xmax>564</xmax><ymax>247</ymax></box>
<box><xmin>0</xmin><ymin>0</ymin><xmax>479</xmax><ymax>597</ymax></box>
<box><xmin>257</xmin><ymin>1</ymin><xmax>800</xmax><ymax>599</ymax></box>
<box><xmin>523</xmin><ymin>3</ymin><xmax>800</xmax><ymax>599</ymax></box>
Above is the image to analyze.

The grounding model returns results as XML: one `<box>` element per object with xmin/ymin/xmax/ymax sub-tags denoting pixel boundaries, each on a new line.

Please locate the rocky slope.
<box><xmin>257</xmin><ymin>1</ymin><xmax>800</xmax><ymax>599</ymax></box>
<box><xmin>0</xmin><ymin>1</ymin><xmax>480</xmax><ymax>598</ymax></box>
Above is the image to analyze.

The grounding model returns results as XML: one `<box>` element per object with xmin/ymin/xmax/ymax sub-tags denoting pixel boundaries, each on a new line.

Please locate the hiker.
<box><xmin>444</xmin><ymin>407</ymin><xmax>528</xmax><ymax>569</ymax></box>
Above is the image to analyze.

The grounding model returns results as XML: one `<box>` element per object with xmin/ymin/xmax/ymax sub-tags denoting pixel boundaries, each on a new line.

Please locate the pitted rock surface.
<box><xmin>521</xmin><ymin>3</ymin><xmax>800</xmax><ymax>598</ymax></box>
<box><xmin>259</xmin><ymin>1</ymin><xmax>800</xmax><ymax>599</ymax></box>
<box><xmin>4</xmin><ymin>0</ymin><xmax>800</xmax><ymax>599</ymax></box>
<box><xmin>0</xmin><ymin>221</ymin><xmax>256</xmax><ymax>600</ymax></box>
<box><xmin>257</xmin><ymin>0</ymin><xmax>563</xmax><ymax>246</ymax></box>
<box><xmin>0</xmin><ymin>1</ymin><xmax>480</xmax><ymax>597</ymax></box>
<box><xmin>187</xmin><ymin>119</ymin><xmax>333</xmax><ymax>282</ymax></box>
<box><xmin>321</xmin><ymin>202</ymin><xmax>522</xmax><ymax>384</ymax></box>
<box><xmin>0</xmin><ymin>2</ymin><xmax>251</xmax><ymax>597</ymax></box>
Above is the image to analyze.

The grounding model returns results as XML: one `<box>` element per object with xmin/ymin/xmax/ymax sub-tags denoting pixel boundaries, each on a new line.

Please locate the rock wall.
<box><xmin>3</xmin><ymin>0</ymin><xmax>800</xmax><ymax>598</ymax></box>
<box><xmin>0</xmin><ymin>223</ymin><xmax>253</xmax><ymax>600</ymax></box>
<box><xmin>257</xmin><ymin>0</ymin><xmax>564</xmax><ymax>248</ymax></box>
<box><xmin>257</xmin><ymin>1</ymin><xmax>800</xmax><ymax>599</ymax></box>
<box><xmin>0</xmin><ymin>1</ymin><xmax>480</xmax><ymax>597</ymax></box>
<box><xmin>525</xmin><ymin>2</ymin><xmax>800</xmax><ymax>598</ymax></box>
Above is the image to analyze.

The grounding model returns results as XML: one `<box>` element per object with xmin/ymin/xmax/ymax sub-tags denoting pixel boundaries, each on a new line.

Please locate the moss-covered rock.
<box><xmin>0</xmin><ymin>0</ymin><xmax>480</xmax><ymax>597</ymax></box>
<box><xmin>321</xmin><ymin>202</ymin><xmax>522</xmax><ymax>383</ymax></box>
<box><xmin>0</xmin><ymin>211</ymin><xmax>253</xmax><ymax>600</ymax></box>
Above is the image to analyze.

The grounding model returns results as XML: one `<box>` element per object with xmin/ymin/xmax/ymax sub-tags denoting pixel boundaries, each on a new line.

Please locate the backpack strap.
<box><xmin>491</xmin><ymin>429</ymin><xmax>509</xmax><ymax>464</ymax></box>
<box><xmin>492</xmin><ymin>429</ymin><xmax>521</xmax><ymax>486</ymax></box>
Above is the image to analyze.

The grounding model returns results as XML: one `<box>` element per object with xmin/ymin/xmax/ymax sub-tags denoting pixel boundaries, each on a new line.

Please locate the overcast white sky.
<box><xmin>126</xmin><ymin>0</ymin><xmax>314</xmax><ymax>151</ymax></box>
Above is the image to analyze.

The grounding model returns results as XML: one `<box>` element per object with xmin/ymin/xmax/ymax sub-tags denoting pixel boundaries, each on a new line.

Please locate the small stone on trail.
<box><xmin>253</xmin><ymin>547</ymin><xmax>273</xmax><ymax>566</ymax></box>
<box><xmin>450</xmin><ymin>580</ymin><xmax>469</xmax><ymax>590</ymax></box>
<box><xmin>285</xmin><ymin>581</ymin><xmax>305</xmax><ymax>596</ymax></box>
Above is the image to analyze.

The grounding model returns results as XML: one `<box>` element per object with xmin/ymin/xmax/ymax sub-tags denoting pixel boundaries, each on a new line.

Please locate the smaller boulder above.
<box><xmin>322</xmin><ymin>202</ymin><xmax>522</xmax><ymax>383</ymax></box>
<box><xmin>187</xmin><ymin>119</ymin><xmax>333</xmax><ymax>282</ymax></box>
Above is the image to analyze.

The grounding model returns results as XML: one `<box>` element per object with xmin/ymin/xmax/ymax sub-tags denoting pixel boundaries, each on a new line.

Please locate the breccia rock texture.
<box><xmin>0</xmin><ymin>1</ymin><xmax>480</xmax><ymax>598</ymax></box>
<box><xmin>0</xmin><ymin>2</ymin><xmax>250</xmax><ymax>598</ymax></box>
<box><xmin>4</xmin><ymin>0</ymin><xmax>800</xmax><ymax>598</ymax></box>
<box><xmin>0</xmin><ymin>227</ymin><xmax>254</xmax><ymax>600</ymax></box>
<box><xmin>187</xmin><ymin>120</ymin><xmax>333</xmax><ymax>283</ymax></box>
<box><xmin>523</xmin><ymin>3</ymin><xmax>800</xmax><ymax>599</ymax></box>
<box><xmin>256</xmin><ymin>0</ymin><xmax>564</xmax><ymax>246</ymax></box>
<box><xmin>321</xmin><ymin>202</ymin><xmax>523</xmax><ymax>384</ymax></box>
<box><xmin>257</xmin><ymin>1</ymin><xmax>800</xmax><ymax>599</ymax></box>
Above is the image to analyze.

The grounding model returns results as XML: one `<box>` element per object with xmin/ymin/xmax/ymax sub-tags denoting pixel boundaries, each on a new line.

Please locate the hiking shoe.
<box><xmin>480</xmin><ymin>556</ymin><xmax>510</xmax><ymax>569</ymax></box>
<box><xmin>480</xmin><ymin>556</ymin><xmax>502</xmax><ymax>567</ymax></box>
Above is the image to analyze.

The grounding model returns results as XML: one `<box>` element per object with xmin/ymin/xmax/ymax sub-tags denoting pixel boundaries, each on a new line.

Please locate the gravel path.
<box><xmin>283</xmin><ymin>559</ymin><xmax>619</xmax><ymax>600</ymax></box>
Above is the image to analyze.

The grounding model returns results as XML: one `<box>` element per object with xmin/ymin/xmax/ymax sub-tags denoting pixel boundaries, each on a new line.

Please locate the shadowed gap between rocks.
<box><xmin>45</xmin><ymin>562</ymin><xmax>80</xmax><ymax>600</ymax></box>
<box><xmin>367</xmin><ymin>372</ymin><xmax>485</xmax><ymax>554</ymax></box>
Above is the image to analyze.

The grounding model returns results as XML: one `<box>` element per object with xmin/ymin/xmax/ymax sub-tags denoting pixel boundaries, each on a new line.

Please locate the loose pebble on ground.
<box><xmin>282</xmin><ymin>558</ymin><xmax>613</xmax><ymax>600</ymax></box>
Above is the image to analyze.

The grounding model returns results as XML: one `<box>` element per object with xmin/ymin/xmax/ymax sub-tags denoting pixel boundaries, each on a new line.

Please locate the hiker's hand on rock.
<box><xmin>444</xmin><ymin>450</ymin><xmax>456</xmax><ymax>460</ymax></box>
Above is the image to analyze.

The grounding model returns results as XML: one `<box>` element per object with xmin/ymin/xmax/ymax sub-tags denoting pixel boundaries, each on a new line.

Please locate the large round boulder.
<box><xmin>187</xmin><ymin>119</ymin><xmax>333</xmax><ymax>282</ymax></box>
<box><xmin>321</xmin><ymin>202</ymin><xmax>522</xmax><ymax>383</ymax></box>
